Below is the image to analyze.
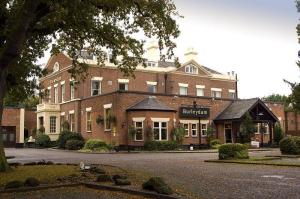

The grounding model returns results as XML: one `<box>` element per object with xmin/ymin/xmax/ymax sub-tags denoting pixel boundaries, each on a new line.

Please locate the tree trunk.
<box><xmin>0</xmin><ymin>67</ymin><xmax>9</xmax><ymax>172</ymax></box>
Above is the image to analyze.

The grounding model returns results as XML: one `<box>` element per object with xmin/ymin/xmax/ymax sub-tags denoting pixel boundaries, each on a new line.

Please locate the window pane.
<box><xmin>161</xmin><ymin>122</ymin><xmax>167</xmax><ymax>128</ymax></box>
<box><xmin>154</xmin><ymin>122</ymin><xmax>159</xmax><ymax>128</ymax></box>
<box><xmin>197</xmin><ymin>88</ymin><xmax>204</xmax><ymax>96</ymax></box>
<box><xmin>148</xmin><ymin>85</ymin><xmax>156</xmax><ymax>93</ymax></box>
<box><xmin>153</xmin><ymin>128</ymin><xmax>159</xmax><ymax>140</ymax></box>
<box><xmin>2</xmin><ymin>134</ymin><xmax>7</xmax><ymax>141</ymax></box>
<box><xmin>9</xmin><ymin>134</ymin><xmax>15</xmax><ymax>142</ymax></box>
<box><xmin>183</xmin><ymin>123</ymin><xmax>189</xmax><ymax>136</ymax></box>
<box><xmin>179</xmin><ymin>87</ymin><xmax>187</xmax><ymax>95</ymax></box>
<box><xmin>135</xmin><ymin>129</ymin><xmax>143</xmax><ymax>141</ymax></box>
<box><xmin>119</xmin><ymin>83</ymin><xmax>128</xmax><ymax>91</ymax></box>
<box><xmin>135</xmin><ymin>122</ymin><xmax>143</xmax><ymax>128</ymax></box>
<box><xmin>161</xmin><ymin>129</ymin><xmax>167</xmax><ymax>140</ymax></box>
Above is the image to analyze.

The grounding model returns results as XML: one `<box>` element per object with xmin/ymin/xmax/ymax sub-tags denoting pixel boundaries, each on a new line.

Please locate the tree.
<box><xmin>286</xmin><ymin>1</ymin><xmax>300</xmax><ymax>111</ymax></box>
<box><xmin>0</xmin><ymin>0</ymin><xmax>180</xmax><ymax>171</ymax></box>
<box><xmin>239</xmin><ymin>112</ymin><xmax>255</xmax><ymax>143</ymax></box>
<box><xmin>274</xmin><ymin>123</ymin><xmax>283</xmax><ymax>145</ymax></box>
<box><xmin>262</xmin><ymin>94</ymin><xmax>288</xmax><ymax>103</ymax></box>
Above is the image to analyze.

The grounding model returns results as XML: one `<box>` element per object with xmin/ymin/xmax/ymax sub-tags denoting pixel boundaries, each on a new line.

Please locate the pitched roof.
<box><xmin>214</xmin><ymin>98</ymin><xmax>261</xmax><ymax>121</ymax></box>
<box><xmin>202</xmin><ymin>66</ymin><xmax>222</xmax><ymax>75</ymax></box>
<box><xmin>126</xmin><ymin>96</ymin><xmax>176</xmax><ymax>112</ymax></box>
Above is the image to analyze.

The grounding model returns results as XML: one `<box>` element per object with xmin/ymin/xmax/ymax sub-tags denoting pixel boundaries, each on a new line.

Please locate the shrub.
<box><xmin>35</xmin><ymin>133</ymin><xmax>51</xmax><ymax>148</ymax></box>
<box><xmin>57</xmin><ymin>131</ymin><xmax>84</xmax><ymax>149</ymax></box>
<box><xmin>112</xmin><ymin>174</ymin><xmax>127</xmax><ymax>182</ymax></box>
<box><xmin>171</xmin><ymin>127</ymin><xmax>185</xmax><ymax>144</ymax></box>
<box><xmin>83</xmin><ymin>139</ymin><xmax>107</xmax><ymax>150</ymax></box>
<box><xmin>279</xmin><ymin>136</ymin><xmax>300</xmax><ymax>155</ymax></box>
<box><xmin>115</xmin><ymin>178</ymin><xmax>131</xmax><ymax>186</ymax></box>
<box><xmin>5</xmin><ymin>180</ymin><xmax>23</xmax><ymax>189</ymax></box>
<box><xmin>144</xmin><ymin>141</ymin><xmax>178</xmax><ymax>151</ymax></box>
<box><xmin>210</xmin><ymin>139</ymin><xmax>221</xmax><ymax>147</ymax></box>
<box><xmin>96</xmin><ymin>174</ymin><xmax>112</xmax><ymax>182</ymax></box>
<box><xmin>65</xmin><ymin>139</ymin><xmax>85</xmax><ymax>150</ymax></box>
<box><xmin>38</xmin><ymin>126</ymin><xmax>45</xmax><ymax>134</ymax></box>
<box><xmin>142</xmin><ymin>177</ymin><xmax>173</xmax><ymax>195</ymax></box>
<box><xmin>218</xmin><ymin>143</ymin><xmax>249</xmax><ymax>160</ymax></box>
<box><xmin>24</xmin><ymin>177</ymin><xmax>40</xmax><ymax>187</ymax></box>
<box><xmin>274</xmin><ymin>123</ymin><xmax>283</xmax><ymax>145</ymax></box>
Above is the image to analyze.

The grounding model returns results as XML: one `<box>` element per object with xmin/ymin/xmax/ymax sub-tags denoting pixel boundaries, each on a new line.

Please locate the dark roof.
<box><xmin>126</xmin><ymin>96</ymin><xmax>176</xmax><ymax>112</ymax></box>
<box><xmin>202</xmin><ymin>66</ymin><xmax>222</xmax><ymax>75</ymax></box>
<box><xmin>214</xmin><ymin>98</ymin><xmax>260</xmax><ymax>121</ymax></box>
<box><xmin>158</xmin><ymin>61</ymin><xmax>176</xmax><ymax>68</ymax></box>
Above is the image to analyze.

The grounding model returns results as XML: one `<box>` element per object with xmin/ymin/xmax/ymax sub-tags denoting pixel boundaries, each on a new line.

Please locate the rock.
<box><xmin>115</xmin><ymin>178</ymin><xmax>131</xmax><ymax>186</ymax></box>
<box><xmin>142</xmin><ymin>177</ymin><xmax>173</xmax><ymax>195</ymax></box>
<box><xmin>5</xmin><ymin>181</ymin><xmax>23</xmax><ymax>189</ymax></box>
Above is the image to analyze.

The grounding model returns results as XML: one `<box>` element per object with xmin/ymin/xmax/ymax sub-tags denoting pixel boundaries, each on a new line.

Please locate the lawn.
<box><xmin>0</xmin><ymin>165</ymin><xmax>80</xmax><ymax>186</ymax></box>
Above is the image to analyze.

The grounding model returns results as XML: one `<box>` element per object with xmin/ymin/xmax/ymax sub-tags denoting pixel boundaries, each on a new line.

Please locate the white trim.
<box><xmin>53</xmin><ymin>84</ymin><xmax>58</xmax><ymax>88</ymax></box>
<box><xmin>200</xmin><ymin>120</ymin><xmax>210</xmax><ymax>124</ymax></box>
<box><xmin>179</xmin><ymin>120</ymin><xmax>199</xmax><ymax>124</ymax></box>
<box><xmin>103</xmin><ymin>103</ymin><xmax>112</xmax><ymax>109</ymax></box>
<box><xmin>47</xmin><ymin>86</ymin><xmax>51</xmax><ymax>90</ymax></box>
<box><xmin>196</xmin><ymin>85</ymin><xmax>205</xmax><ymax>89</ymax></box>
<box><xmin>69</xmin><ymin>110</ymin><xmax>75</xmax><ymax>114</ymax></box>
<box><xmin>118</xmin><ymin>79</ymin><xmax>129</xmax><ymax>83</ymax></box>
<box><xmin>69</xmin><ymin>78</ymin><xmax>75</xmax><ymax>82</ymax></box>
<box><xmin>178</xmin><ymin>83</ymin><xmax>188</xmax><ymax>87</ymax></box>
<box><xmin>191</xmin><ymin>123</ymin><xmax>198</xmax><ymax>137</ymax></box>
<box><xmin>134</xmin><ymin>121</ymin><xmax>144</xmax><ymax>141</ymax></box>
<box><xmin>60</xmin><ymin>112</ymin><xmax>65</xmax><ymax>116</ymax></box>
<box><xmin>132</xmin><ymin>117</ymin><xmax>146</xmax><ymax>122</ymax></box>
<box><xmin>60</xmin><ymin>81</ymin><xmax>65</xmax><ymax>85</ymax></box>
<box><xmin>146</xmin><ymin>81</ymin><xmax>157</xmax><ymax>86</ymax></box>
<box><xmin>91</xmin><ymin>77</ymin><xmax>103</xmax><ymax>81</ymax></box>
<box><xmin>211</xmin><ymin>88</ymin><xmax>222</xmax><ymax>92</ymax></box>
<box><xmin>229</xmin><ymin>89</ymin><xmax>236</xmax><ymax>93</ymax></box>
<box><xmin>86</xmin><ymin>107</ymin><xmax>92</xmax><ymax>112</ymax></box>
<box><xmin>151</xmin><ymin>118</ymin><xmax>170</xmax><ymax>122</ymax></box>
<box><xmin>182</xmin><ymin>123</ymin><xmax>189</xmax><ymax>137</ymax></box>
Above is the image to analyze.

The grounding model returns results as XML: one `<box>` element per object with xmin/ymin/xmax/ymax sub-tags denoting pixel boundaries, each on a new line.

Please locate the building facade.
<box><xmin>36</xmin><ymin>45</ymin><xmax>282</xmax><ymax>148</ymax></box>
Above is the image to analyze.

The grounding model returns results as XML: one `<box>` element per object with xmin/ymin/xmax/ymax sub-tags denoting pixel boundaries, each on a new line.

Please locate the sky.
<box><xmin>172</xmin><ymin>0</ymin><xmax>300</xmax><ymax>99</ymax></box>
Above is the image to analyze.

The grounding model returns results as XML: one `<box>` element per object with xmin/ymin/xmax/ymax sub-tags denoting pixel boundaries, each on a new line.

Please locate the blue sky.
<box><xmin>173</xmin><ymin>0</ymin><xmax>299</xmax><ymax>98</ymax></box>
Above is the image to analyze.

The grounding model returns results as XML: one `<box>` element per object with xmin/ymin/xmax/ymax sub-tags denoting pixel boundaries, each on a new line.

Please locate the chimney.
<box><xmin>184</xmin><ymin>47</ymin><xmax>198</xmax><ymax>62</ymax></box>
<box><xmin>146</xmin><ymin>41</ymin><xmax>159</xmax><ymax>62</ymax></box>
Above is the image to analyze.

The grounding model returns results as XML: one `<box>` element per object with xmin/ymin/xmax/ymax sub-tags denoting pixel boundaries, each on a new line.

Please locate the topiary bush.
<box><xmin>65</xmin><ymin>139</ymin><xmax>85</xmax><ymax>150</ymax></box>
<box><xmin>218</xmin><ymin>143</ymin><xmax>249</xmax><ymax>160</ymax></box>
<box><xmin>35</xmin><ymin>133</ymin><xmax>51</xmax><ymax>148</ymax></box>
<box><xmin>24</xmin><ymin>177</ymin><xmax>40</xmax><ymax>187</ymax></box>
<box><xmin>142</xmin><ymin>177</ymin><xmax>173</xmax><ymax>195</ymax></box>
<box><xmin>57</xmin><ymin>130</ymin><xmax>84</xmax><ymax>149</ymax></box>
<box><xmin>144</xmin><ymin>141</ymin><xmax>178</xmax><ymax>151</ymax></box>
<box><xmin>83</xmin><ymin>139</ymin><xmax>107</xmax><ymax>150</ymax></box>
<box><xmin>5</xmin><ymin>180</ymin><xmax>23</xmax><ymax>189</ymax></box>
<box><xmin>279</xmin><ymin>136</ymin><xmax>300</xmax><ymax>155</ymax></box>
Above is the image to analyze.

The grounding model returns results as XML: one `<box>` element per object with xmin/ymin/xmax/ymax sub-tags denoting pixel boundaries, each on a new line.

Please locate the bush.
<box><xmin>57</xmin><ymin>131</ymin><xmax>84</xmax><ymax>149</ymax></box>
<box><xmin>35</xmin><ymin>133</ymin><xmax>51</xmax><ymax>148</ymax></box>
<box><xmin>142</xmin><ymin>177</ymin><xmax>173</xmax><ymax>195</ymax></box>
<box><xmin>24</xmin><ymin>177</ymin><xmax>40</xmax><ymax>187</ymax></box>
<box><xmin>5</xmin><ymin>180</ymin><xmax>23</xmax><ymax>189</ymax></box>
<box><xmin>83</xmin><ymin>139</ymin><xmax>107</xmax><ymax>150</ymax></box>
<box><xmin>279</xmin><ymin>136</ymin><xmax>300</xmax><ymax>155</ymax></box>
<box><xmin>218</xmin><ymin>143</ymin><xmax>249</xmax><ymax>160</ymax></box>
<box><xmin>115</xmin><ymin>178</ymin><xmax>131</xmax><ymax>186</ymax></box>
<box><xmin>210</xmin><ymin>139</ymin><xmax>221</xmax><ymax>147</ymax></box>
<box><xmin>274</xmin><ymin>123</ymin><xmax>283</xmax><ymax>145</ymax></box>
<box><xmin>65</xmin><ymin>139</ymin><xmax>85</xmax><ymax>150</ymax></box>
<box><xmin>144</xmin><ymin>141</ymin><xmax>178</xmax><ymax>151</ymax></box>
<box><xmin>96</xmin><ymin>174</ymin><xmax>112</xmax><ymax>182</ymax></box>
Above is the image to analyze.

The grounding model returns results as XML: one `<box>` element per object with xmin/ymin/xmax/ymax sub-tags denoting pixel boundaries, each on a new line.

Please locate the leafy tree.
<box><xmin>286</xmin><ymin>1</ymin><xmax>300</xmax><ymax>111</ymax></box>
<box><xmin>4</xmin><ymin>95</ymin><xmax>40</xmax><ymax>108</ymax></box>
<box><xmin>262</xmin><ymin>94</ymin><xmax>288</xmax><ymax>103</ymax></box>
<box><xmin>239</xmin><ymin>112</ymin><xmax>256</xmax><ymax>143</ymax></box>
<box><xmin>274</xmin><ymin>123</ymin><xmax>283</xmax><ymax>145</ymax></box>
<box><xmin>0</xmin><ymin>0</ymin><xmax>180</xmax><ymax>171</ymax></box>
<box><xmin>172</xmin><ymin>127</ymin><xmax>185</xmax><ymax>144</ymax></box>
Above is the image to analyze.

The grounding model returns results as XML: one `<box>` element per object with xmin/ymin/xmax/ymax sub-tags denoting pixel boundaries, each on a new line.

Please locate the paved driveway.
<box><xmin>4</xmin><ymin>148</ymin><xmax>300</xmax><ymax>199</ymax></box>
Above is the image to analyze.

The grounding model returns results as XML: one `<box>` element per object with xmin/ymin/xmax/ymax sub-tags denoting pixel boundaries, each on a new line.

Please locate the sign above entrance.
<box><xmin>179</xmin><ymin>107</ymin><xmax>210</xmax><ymax>118</ymax></box>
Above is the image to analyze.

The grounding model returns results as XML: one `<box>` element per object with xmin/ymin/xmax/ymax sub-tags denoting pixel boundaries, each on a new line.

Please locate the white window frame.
<box><xmin>54</xmin><ymin>85</ymin><xmax>58</xmax><ymax>103</ymax></box>
<box><xmin>196</xmin><ymin>88</ymin><xmax>204</xmax><ymax>97</ymax></box>
<box><xmin>182</xmin><ymin>123</ymin><xmax>189</xmax><ymax>137</ymax></box>
<box><xmin>69</xmin><ymin>113</ymin><xmax>75</xmax><ymax>132</ymax></box>
<box><xmin>86</xmin><ymin>110</ymin><xmax>92</xmax><ymax>132</ymax></box>
<box><xmin>104</xmin><ymin>104</ymin><xmax>112</xmax><ymax>131</ymax></box>
<box><xmin>201</xmin><ymin>122</ymin><xmax>209</xmax><ymax>137</ymax></box>
<box><xmin>70</xmin><ymin>81</ymin><xmax>75</xmax><ymax>100</ymax></box>
<box><xmin>91</xmin><ymin>80</ymin><xmax>102</xmax><ymax>96</ymax></box>
<box><xmin>211</xmin><ymin>88</ymin><xmax>222</xmax><ymax>98</ymax></box>
<box><xmin>179</xmin><ymin>83</ymin><xmax>188</xmax><ymax>96</ymax></box>
<box><xmin>50</xmin><ymin>116</ymin><xmax>57</xmax><ymax>133</ymax></box>
<box><xmin>229</xmin><ymin>89</ymin><xmax>236</xmax><ymax>99</ymax></box>
<box><xmin>191</xmin><ymin>123</ymin><xmax>198</xmax><ymax>137</ymax></box>
<box><xmin>185</xmin><ymin>65</ymin><xmax>198</xmax><ymax>74</ymax></box>
<box><xmin>134</xmin><ymin>121</ymin><xmax>144</xmax><ymax>141</ymax></box>
<box><xmin>153</xmin><ymin>121</ymin><xmax>168</xmax><ymax>141</ymax></box>
<box><xmin>61</xmin><ymin>83</ymin><xmax>65</xmax><ymax>102</ymax></box>
<box><xmin>119</xmin><ymin>82</ymin><xmax>128</xmax><ymax>91</ymax></box>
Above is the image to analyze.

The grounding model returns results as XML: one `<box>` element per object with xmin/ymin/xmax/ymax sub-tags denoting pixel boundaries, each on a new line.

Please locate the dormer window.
<box><xmin>185</xmin><ymin>65</ymin><xmax>198</xmax><ymax>74</ymax></box>
<box><xmin>53</xmin><ymin>62</ymin><xmax>59</xmax><ymax>73</ymax></box>
<box><xmin>146</xmin><ymin>61</ymin><xmax>157</xmax><ymax>67</ymax></box>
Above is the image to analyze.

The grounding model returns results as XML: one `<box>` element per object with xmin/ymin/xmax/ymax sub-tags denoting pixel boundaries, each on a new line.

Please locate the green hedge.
<box><xmin>210</xmin><ymin>139</ymin><xmax>221</xmax><ymax>147</ymax></box>
<box><xmin>144</xmin><ymin>141</ymin><xmax>178</xmax><ymax>151</ymax></box>
<box><xmin>279</xmin><ymin>136</ymin><xmax>300</xmax><ymax>155</ymax></box>
<box><xmin>65</xmin><ymin>139</ymin><xmax>85</xmax><ymax>150</ymax></box>
<box><xmin>57</xmin><ymin>131</ymin><xmax>84</xmax><ymax>149</ymax></box>
<box><xmin>35</xmin><ymin>133</ymin><xmax>51</xmax><ymax>148</ymax></box>
<box><xmin>218</xmin><ymin>143</ymin><xmax>249</xmax><ymax>160</ymax></box>
<box><xmin>83</xmin><ymin>139</ymin><xmax>107</xmax><ymax>150</ymax></box>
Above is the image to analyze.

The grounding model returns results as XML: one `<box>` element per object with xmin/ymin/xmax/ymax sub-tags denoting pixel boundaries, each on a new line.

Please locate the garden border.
<box><xmin>204</xmin><ymin>159</ymin><xmax>300</xmax><ymax>167</ymax></box>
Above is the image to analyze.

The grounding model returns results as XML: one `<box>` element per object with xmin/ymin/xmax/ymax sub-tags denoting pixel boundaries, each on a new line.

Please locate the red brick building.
<box><xmin>35</xmin><ymin>45</ymin><xmax>285</xmax><ymax>148</ymax></box>
<box><xmin>1</xmin><ymin>107</ymin><xmax>36</xmax><ymax>147</ymax></box>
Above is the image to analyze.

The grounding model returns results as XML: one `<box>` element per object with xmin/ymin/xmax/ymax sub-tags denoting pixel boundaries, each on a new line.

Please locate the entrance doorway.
<box><xmin>224</xmin><ymin>123</ymin><xmax>232</xmax><ymax>143</ymax></box>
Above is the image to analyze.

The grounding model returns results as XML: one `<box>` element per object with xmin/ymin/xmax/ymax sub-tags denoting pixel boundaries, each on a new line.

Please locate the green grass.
<box><xmin>0</xmin><ymin>165</ymin><xmax>80</xmax><ymax>186</ymax></box>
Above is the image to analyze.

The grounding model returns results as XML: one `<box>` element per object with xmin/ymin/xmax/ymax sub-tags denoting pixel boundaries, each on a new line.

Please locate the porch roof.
<box><xmin>126</xmin><ymin>96</ymin><xmax>176</xmax><ymax>112</ymax></box>
<box><xmin>214</xmin><ymin>98</ymin><xmax>278</xmax><ymax>122</ymax></box>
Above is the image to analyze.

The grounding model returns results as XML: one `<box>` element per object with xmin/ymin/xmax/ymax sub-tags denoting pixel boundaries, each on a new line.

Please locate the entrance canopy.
<box><xmin>214</xmin><ymin>98</ymin><xmax>278</xmax><ymax>123</ymax></box>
